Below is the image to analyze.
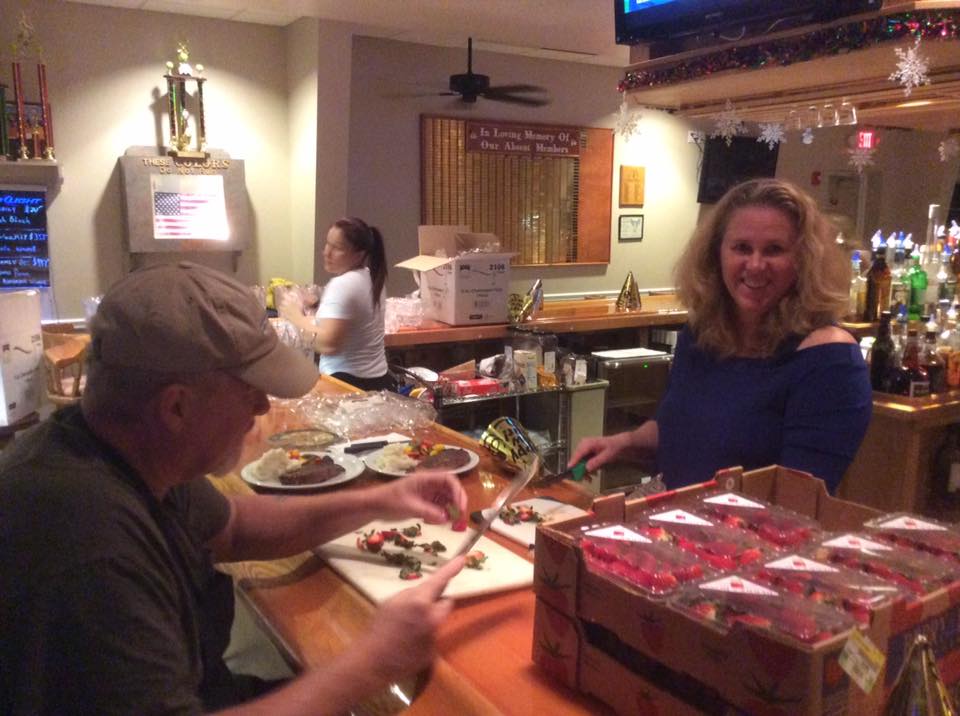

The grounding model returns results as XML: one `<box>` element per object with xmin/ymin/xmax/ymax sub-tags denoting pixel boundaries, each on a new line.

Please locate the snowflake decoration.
<box><xmin>847</xmin><ymin>146</ymin><xmax>876</xmax><ymax>174</ymax></box>
<box><xmin>939</xmin><ymin>137</ymin><xmax>959</xmax><ymax>163</ymax></box>
<box><xmin>710</xmin><ymin>100</ymin><xmax>745</xmax><ymax>146</ymax></box>
<box><xmin>757</xmin><ymin>123</ymin><xmax>786</xmax><ymax>150</ymax></box>
<box><xmin>615</xmin><ymin>97</ymin><xmax>641</xmax><ymax>139</ymax></box>
<box><xmin>802</xmin><ymin>128</ymin><xmax>815</xmax><ymax>145</ymax></box>
<box><xmin>889</xmin><ymin>36</ymin><xmax>931</xmax><ymax>97</ymax></box>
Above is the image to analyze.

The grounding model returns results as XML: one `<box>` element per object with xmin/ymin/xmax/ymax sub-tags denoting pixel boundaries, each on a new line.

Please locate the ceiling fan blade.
<box><xmin>481</xmin><ymin>90</ymin><xmax>550</xmax><ymax>107</ymax></box>
<box><xmin>484</xmin><ymin>84</ymin><xmax>547</xmax><ymax>94</ymax></box>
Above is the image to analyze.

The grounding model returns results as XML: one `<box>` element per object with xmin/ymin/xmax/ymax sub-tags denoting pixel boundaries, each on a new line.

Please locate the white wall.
<box><xmin>776</xmin><ymin>125</ymin><xmax>960</xmax><ymax>246</ymax></box>
<box><xmin>346</xmin><ymin>36</ymin><xmax>701</xmax><ymax>299</ymax></box>
<box><xmin>0</xmin><ymin>0</ymin><xmax>292</xmax><ymax>317</ymax></box>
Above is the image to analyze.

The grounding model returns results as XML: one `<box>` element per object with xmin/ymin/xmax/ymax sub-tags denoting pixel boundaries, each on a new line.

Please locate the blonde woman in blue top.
<box><xmin>569</xmin><ymin>178</ymin><xmax>872</xmax><ymax>493</ymax></box>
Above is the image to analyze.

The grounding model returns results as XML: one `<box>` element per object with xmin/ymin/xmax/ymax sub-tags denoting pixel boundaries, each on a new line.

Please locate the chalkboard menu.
<box><xmin>0</xmin><ymin>187</ymin><xmax>49</xmax><ymax>288</ymax></box>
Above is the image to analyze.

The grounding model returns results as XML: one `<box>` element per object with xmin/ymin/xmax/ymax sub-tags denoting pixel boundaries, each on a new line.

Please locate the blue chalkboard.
<box><xmin>0</xmin><ymin>187</ymin><xmax>49</xmax><ymax>288</ymax></box>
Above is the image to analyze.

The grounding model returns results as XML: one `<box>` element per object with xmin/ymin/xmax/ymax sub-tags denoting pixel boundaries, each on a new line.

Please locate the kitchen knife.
<box><xmin>455</xmin><ymin>456</ymin><xmax>541</xmax><ymax>558</ymax></box>
<box><xmin>342</xmin><ymin>438</ymin><xmax>413</xmax><ymax>454</ymax></box>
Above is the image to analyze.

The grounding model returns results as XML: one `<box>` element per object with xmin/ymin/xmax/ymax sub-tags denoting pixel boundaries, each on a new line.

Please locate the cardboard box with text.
<box><xmin>396</xmin><ymin>225</ymin><xmax>513</xmax><ymax>325</ymax></box>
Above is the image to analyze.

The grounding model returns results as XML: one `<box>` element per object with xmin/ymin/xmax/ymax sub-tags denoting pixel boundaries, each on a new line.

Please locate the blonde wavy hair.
<box><xmin>675</xmin><ymin>178</ymin><xmax>849</xmax><ymax>358</ymax></box>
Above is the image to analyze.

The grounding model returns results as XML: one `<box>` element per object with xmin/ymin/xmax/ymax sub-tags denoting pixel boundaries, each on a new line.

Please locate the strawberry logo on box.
<box><xmin>703</xmin><ymin>493</ymin><xmax>765</xmax><ymax>509</ymax></box>
<box><xmin>765</xmin><ymin>555</ymin><xmax>839</xmax><ymax>573</ymax></box>
<box><xmin>822</xmin><ymin>534</ymin><xmax>892</xmax><ymax>552</ymax></box>
<box><xmin>699</xmin><ymin>575</ymin><xmax>778</xmax><ymax>596</ymax></box>
<box><xmin>879</xmin><ymin>516</ymin><xmax>947</xmax><ymax>531</ymax></box>
<box><xmin>650</xmin><ymin>509</ymin><xmax>713</xmax><ymax>526</ymax></box>
<box><xmin>584</xmin><ymin>525</ymin><xmax>651</xmax><ymax>543</ymax></box>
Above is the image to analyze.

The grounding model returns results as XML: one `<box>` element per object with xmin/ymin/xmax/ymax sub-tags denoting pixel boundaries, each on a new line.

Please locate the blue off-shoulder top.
<box><xmin>655</xmin><ymin>327</ymin><xmax>872</xmax><ymax>493</ymax></box>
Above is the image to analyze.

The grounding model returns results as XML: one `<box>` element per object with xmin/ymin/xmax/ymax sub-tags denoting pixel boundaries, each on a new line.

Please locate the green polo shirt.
<box><xmin>0</xmin><ymin>404</ymin><xmax>234</xmax><ymax>715</ymax></box>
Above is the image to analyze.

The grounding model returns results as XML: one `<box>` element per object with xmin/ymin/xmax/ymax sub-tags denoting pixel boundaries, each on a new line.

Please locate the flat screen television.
<box><xmin>614</xmin><ymin>0</ymin><xmax>881</xmax><ymax>45</ymax></box>
<box><xmin>696</xmin><ymin>136</ymin><xmax>780</xmax><ymax>204</ymax></box>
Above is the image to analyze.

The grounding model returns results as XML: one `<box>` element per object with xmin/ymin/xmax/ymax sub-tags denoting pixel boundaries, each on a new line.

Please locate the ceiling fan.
<box><xmin>441</xmin><ymin>38</ymin><xmax>549</xmax><ymax>107</ymax></box>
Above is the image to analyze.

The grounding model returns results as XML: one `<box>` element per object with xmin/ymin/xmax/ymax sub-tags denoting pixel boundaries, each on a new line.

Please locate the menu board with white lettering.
<box><xmin>0</xmin><ymin>187</ymin><xmax>50</xmax><ymax>288</ymax></box>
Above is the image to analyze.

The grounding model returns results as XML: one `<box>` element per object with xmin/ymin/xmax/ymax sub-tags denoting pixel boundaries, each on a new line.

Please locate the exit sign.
<box><xmin>856</xmin><ymin>130</ymin><xmax>877</xmax><ymax>149</ymax></box>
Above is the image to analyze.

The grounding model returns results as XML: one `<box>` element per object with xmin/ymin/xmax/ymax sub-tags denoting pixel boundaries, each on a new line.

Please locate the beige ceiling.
<box><xmin>64</xmin><ymin>0</ymin><xmax>960</xmax><ymax>131</ymax></box>
<box><xmin>63</xmin><ymin>0</ymin><xmax>631</xmax><ymax>67</ymax></box>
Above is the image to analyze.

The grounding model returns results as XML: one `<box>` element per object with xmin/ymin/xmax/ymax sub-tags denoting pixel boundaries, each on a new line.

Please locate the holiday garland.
<box><xmin>618</xmin><ymin>11</ymin><xmax>960</xmax><ymax>93</ymax></box>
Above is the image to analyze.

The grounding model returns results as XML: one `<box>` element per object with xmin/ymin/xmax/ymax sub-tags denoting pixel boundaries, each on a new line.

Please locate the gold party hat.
<box><xmin>615</xmin><ymin>271</ymin><xmax>642</xmax><ymax>312</ymax></box>
<box><xmin>480</xmin><ymin>416</ymin><xmax>539</xmax><ymax>470</ymax></box>
<box><xmin>516</xmin><ymin>279</ymin><xmax>544</xmax><ymax>323</ymax></box>
<box><xmin>884</xmin><ymin>634</ymin><xmax>957</xmax><ymax>716</ymax></box>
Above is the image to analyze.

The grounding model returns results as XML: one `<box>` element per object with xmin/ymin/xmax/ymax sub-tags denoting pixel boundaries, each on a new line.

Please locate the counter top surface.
<box><xmin>386</xmin><ymin>295</ymin><xmax>687</xmax><ymax>347</ymax></box>
<box><xmin>213</xmin><ymin>375</ymin><xmax>611</xmax><ymax>715</ymax></box>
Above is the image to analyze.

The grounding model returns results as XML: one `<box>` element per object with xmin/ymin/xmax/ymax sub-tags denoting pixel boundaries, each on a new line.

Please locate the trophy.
<box><xmin>8</xmin><ymin>12</ymin><xmax>55</xmax><ymax>161</ymax></box>
<box><xmin>615</xmin><ymin>271</ymin><xmax>642</xmax><ymax>312</ymax></box>
<box><xmin>164</xmin><ymin>43</ymin><xmax>208</xmax><ymax>158</ymax></box>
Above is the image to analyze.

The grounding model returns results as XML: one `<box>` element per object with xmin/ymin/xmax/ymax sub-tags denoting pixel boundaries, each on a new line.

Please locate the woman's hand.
<box><xmin>568</xmin><ymin>422</ymin><xmax>658</xmax><ymax>473</ymax></box>
<box><xmin>277</xmin><ymin>291</ymin><xmax>305</xmax><ymax>323</ymax></box>
<box><xmin>370</xmin><ymin>472</ymin><xmax>468</xmax><ymax>525</ymax></box>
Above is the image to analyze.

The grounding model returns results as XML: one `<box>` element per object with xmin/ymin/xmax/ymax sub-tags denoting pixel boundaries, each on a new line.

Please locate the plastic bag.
<box><xmin>275</xmin><ymin>390</ymin><xmax>437</xmax><ymax>440</ymax></box>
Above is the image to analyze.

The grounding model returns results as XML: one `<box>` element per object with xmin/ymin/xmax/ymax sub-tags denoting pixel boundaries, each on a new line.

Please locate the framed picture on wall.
<box><xmin>618</xmin><ymin>214</ymin><xmax>644</xmax><ymax>242</ymax></box>
<box><xmin>619</xmin><ymin>165</ymin><xmax>645</xmax><ymax>207</ymax></box>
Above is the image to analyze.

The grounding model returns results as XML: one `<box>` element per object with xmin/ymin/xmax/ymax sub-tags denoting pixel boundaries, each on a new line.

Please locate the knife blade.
<box><xmin>455</xmin><ymin>455</ymin><xmax>541</xmax><ymax>558</ymax></box>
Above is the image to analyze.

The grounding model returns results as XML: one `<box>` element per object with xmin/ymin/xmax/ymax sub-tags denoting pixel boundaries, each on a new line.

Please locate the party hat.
<box><xmin>507</xmin><ymin>293</ymin><xmax>525</xmax><ymax>324</ymax></box>
<box><xmin>480</xmin><ymin>416</ymin><xmax>539</xmax><ymax>470</ymax></box>
<box><xmin>615</xmin><ymin>271</ymin><xmax>642</xmax><ymax>312</ymax></box>
<box><xmin>516</xmin><ymin>279</ymin><xmax>544</xmax><ymax>323</ymax></box>
<box><xmin>884</xmin><ymin>634</ymin><xmax>957</xmax><ymax>716</ymax></box>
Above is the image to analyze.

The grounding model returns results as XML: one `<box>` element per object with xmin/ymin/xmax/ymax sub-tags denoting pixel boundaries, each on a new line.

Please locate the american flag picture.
<box><xmin>151</xmin><ymin>174</ymin><xmax>229</xmax><ymax>240</ymax></box>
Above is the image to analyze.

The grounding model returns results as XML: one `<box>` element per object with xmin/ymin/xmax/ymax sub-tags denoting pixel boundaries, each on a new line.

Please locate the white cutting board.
<box><xmin>489</xmin><ymin>498</ymin><xmax>589</xmax><ymax>549</ymax></box>
<box><xmin>315</xmin><ymin>519</ymin><xmax>533</xmax><ymax>603</ymax></box>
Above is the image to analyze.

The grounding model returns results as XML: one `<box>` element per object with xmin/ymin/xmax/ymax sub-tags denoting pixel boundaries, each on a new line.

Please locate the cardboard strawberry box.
<box><xmin>533</xmin><ymin>465</ymin><xmax>960</xmax><ymax>715</ymax></box>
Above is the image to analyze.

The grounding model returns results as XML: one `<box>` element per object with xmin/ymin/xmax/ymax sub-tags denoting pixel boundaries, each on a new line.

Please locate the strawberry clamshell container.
<box><xmin>748</xmin><ymin>553</ymin><xmax>907</xmax><ymax>626</ymax></box>
<box><xmin>862</xmin><ymin>512</ymin><xmax>960</xmax><ymax>565</ymax></box>
<box><xmin>633</xmin><ymin>505</ymin><xmax>774</xmax><ymax>572</ymax></box>
<box><xmin>690</xmin><ymin>491</ymin><xmax>821</xmax><ymax>548</ymax></box>
<box><xmin>808</xmin><ymin>532</ymin><xmax>960</xmax><ymax>597</ymax></box>
<box><xmin>576</xmin><ymin>522</ymin><xmax>715</xmax><ymax>597</ymax></box>
<box><xmin>668</xmin><ymin>572</ymin><xmax>856</xmax><ymax>645</ymax></box>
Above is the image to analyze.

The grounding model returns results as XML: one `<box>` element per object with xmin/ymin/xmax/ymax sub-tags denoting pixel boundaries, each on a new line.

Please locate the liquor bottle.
<box><xmin>891</xmin><ymin>306</ymin><xmax>908</xmax><ymax>364</ymax></box>
<box><xmin>870</xmin><ymin>311</ymin><xmax>895</xmax><ymax>391</ymax></box>
<box><xmin>922</xmin><ymin>330</ymin><xmax>947</xmax><ymax>393</ymax></box>
<box><xmin>927</xmin><ymin>247</ymin><xmax>944</xmax><ymax>310</ymax></box>
<box><xmin>847</xmin><ymin>250</ymin><xmax>867</xmax><ymax>321</ymax></box>
<box><xmin>864</xmin><ymin>247</ymin><xmax>892</xmax><ymax>322</ymax></box>
<box><xmin>889</xmin><ymin>242</ymin><xmax>909</xmax><ymax>316</ymax></box>
<box><xmin>908</xmin><ymin>252</ymin><xmax>928</xmax><ymax>321</ymax></box>
<box><xmin>942</xmin><ymin>246</ymin><xmax>958</xmax><ymax>303</ymax></box>
<box><xmin>901</xmin><ymin>329</ymin><xmax>931</xmax><ymax>397</ymax></box>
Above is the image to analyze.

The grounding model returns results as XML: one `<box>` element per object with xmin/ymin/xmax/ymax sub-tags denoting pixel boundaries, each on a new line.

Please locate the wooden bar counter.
<box><xmin>212</xmin><ymin>376</ymin><xmax>615</xmax><ymax>715</ymax></box>
<box><xmin>840</xmin><ymin>388</ymin><xmax>960</xmax><ymax>517</ymax></box>
<box><xmin>385</xmin><ymin>294</ymin><xmax>687</xmax><ymax>349</ymax></box>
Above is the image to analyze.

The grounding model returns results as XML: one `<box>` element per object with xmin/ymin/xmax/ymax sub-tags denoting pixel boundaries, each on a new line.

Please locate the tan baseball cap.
<box><xmin>90</xmin><ymin>261</ymin><xmax>318</xmax><ymax>398</ymax></box>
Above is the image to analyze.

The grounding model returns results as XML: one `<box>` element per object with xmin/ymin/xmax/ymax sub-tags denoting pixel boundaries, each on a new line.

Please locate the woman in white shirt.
<box><xmin>281</xmin><ymin>217</ymin><xmax>393</xmax><ymax>390</ymax></box>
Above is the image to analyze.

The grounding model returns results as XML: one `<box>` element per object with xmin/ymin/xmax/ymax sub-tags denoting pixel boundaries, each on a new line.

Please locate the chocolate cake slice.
<box><xmin>279</xmin><ymin>454</ymin><xmax>345</xmax><ymax>485</ymax></box>
<box><xmin>416</xmin><ymin>448</ymin><xmax>471</xmax><ymax>472</ymax></box>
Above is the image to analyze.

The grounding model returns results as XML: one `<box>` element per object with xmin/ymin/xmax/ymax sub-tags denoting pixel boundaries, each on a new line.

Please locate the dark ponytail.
<box><xmin>333</xmin><ymin>217</ymin><xmax>387</xmax><ymax>309</ymax></box>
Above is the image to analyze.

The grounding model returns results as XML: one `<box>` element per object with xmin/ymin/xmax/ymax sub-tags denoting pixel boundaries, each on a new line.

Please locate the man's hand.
<box><xmin>372</xmin><ymin>472</ymin><xmax>468</xmax><ymax>525</ymax></box>
<box><xmin>349</xmin><ymin>556</ymin><xmax>464</xmax><ymax>684</ymax></box>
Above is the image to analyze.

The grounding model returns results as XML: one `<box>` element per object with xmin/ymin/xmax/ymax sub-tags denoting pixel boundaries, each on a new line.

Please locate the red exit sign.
<box><xmin>856</xmin><ymin>130</ymin><xmax>877</xmax><ymax>149</ymax></box>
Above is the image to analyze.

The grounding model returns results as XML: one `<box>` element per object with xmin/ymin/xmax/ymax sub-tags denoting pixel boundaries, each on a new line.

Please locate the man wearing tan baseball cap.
<box><xmin>0</xmin><ymin>262</ymin><xmax>466</xmax><ymax>714</ymax></box>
